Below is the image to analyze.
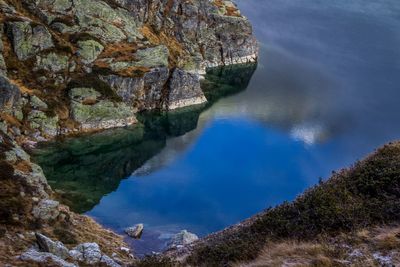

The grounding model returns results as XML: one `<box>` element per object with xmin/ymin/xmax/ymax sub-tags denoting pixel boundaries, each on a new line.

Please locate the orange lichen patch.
<box><xmin>0</xmin><ymin>113</ymin><xmax>22</xmax><ymax>127</ymax></box>
<box><xmin>98</xmin><ymin>42</ymin><xmax>138</xmax><ymax>61</ymax></box>
<box><xmin>9</xmin><ymin>79</ymin><xmax>35</xmax><ymax>95</ymax></box>
<box><xmin>14</xmin><ymin>160</ymin><xmax>32</xmax><ymax>173</ymax></box>
<box><xmin>140</xmin><ymin>25</ymin><xmax>188</xmax><ymax>67</ymax></box>
<box><xmin>140</xmin><ymin>25</ymin><xmax>161</xmax><ymax>45</ymax></box>
<box><xmin>212</xmin><ymin>0</ymin><xmax>241</xmax><ymax>17</ymax></box>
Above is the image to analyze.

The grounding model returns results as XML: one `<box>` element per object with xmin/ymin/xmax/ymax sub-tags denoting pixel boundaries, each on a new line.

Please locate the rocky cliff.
<box><xmin>0</xmin><ymin>0</ymin><xmax>257</xmax><ymax>144</ymax></box>
<box><xmin>0</xmin><ymin>0</ymin><xmax>257</xmax><ymax>265</ymax></box>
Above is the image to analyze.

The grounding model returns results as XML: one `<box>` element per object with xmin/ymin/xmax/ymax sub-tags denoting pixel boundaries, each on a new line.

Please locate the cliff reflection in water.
<box><xmin>32</xmin><ymin>63</ymin><xmax>257</xmax><ymax>213</ymax></box>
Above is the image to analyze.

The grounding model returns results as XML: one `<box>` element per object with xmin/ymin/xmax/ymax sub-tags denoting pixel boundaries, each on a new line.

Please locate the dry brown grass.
<box><xmin>233</xmin><ymin>226</ymin><xmax>400</xmax><ymax>267</ymax></box>
<box><xmin>234</xmin><ymin>241</ymin><xmax>333</xmax><ymax>267</ymax></box>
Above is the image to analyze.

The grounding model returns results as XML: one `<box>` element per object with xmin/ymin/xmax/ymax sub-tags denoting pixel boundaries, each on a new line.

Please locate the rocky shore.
<box><xmin>0</xmin><ymin>0</ymin><xmax>257</xmax><ymax>265</ymax></box>
<box><xmin>0</xmin><ymin>0</ymin><xmax>257</xmax><ymax>145</ymax></box>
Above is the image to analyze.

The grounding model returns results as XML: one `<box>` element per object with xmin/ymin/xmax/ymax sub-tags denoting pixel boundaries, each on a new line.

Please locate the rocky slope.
<box><xmin>158</xmin><ymin>142</ymin><xmax>400</xmax><ymax>266</ymax></box>
<box><xmin>0</xmin><ymin>0</ymin><xmax>257</xmax><ymax>145</ymax></box>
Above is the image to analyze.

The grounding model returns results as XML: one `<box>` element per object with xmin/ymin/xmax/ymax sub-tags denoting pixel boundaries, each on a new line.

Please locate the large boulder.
<box><xmin>7</xmin><ymin>21</ymin><xmax>54</xmax><ymax>60</ymax></box>
<box><xmin>35</xmin><ymin>233</ymin><xmax>69</xmax><ymax>259</ymax></box>
<box><xmin>167</xmin><ymin>69</ymin><xmax>207</xmax><ymax>110</ymax></box>
<box><xmin>100</xmin><ymin>67</ymin><xmax>169</xmax><ymax>110</ymax></box>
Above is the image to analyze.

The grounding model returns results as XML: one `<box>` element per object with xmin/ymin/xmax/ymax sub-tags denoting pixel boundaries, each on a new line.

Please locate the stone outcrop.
<box><xmin>0</xmin><ymin>0</ymin><xmax>257</xmax><ymax>142</ymax></box>
<box><xmin>0</xmin><ymin>1</ymin><xmax>257</xmax><ymax>264</ymax></box>
<box><xmin>7</xmin><ymin>21</ymin><xmax>54</xmax><ymax>60</ymax></box>
<box><xmin>168</xmin><ymin>230</ymin><xmax>199</xmax><ymax>248</ymax></box>
<box><xmin>36</xmin><ymin>232</ymin><xmax>70</xmax><ymax>259</ymax></box>
<box><xmin>167</xmin><ymin>69</ymin><xmax>207</xmax><ymax>110</ymax></box>
<box><xmin>69</xmin><ymin>87</ymin><xmax>137</xmax><ymax>131</ymax></box>
<box><xmin>125</xmin><ymin>223</ymin><xmax>144</xmax><ymax>239</ymax></box>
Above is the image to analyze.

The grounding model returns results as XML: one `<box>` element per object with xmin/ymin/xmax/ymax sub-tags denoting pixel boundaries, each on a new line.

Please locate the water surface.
<box><xmin>34</xmin><ymin>0</ymin><xmax>400</xmax><ymax>255</ymax></box>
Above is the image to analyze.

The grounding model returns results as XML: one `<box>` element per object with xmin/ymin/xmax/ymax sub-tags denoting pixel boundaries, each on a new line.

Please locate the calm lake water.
<box><xmin>33</xmin><ymin>0</ymin><xmax>400</xmax><ymax>255</ymax></box>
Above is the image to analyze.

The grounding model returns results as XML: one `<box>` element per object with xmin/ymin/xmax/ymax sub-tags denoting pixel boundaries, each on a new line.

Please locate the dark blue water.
<box><xmin>34</xmin><ymin>0</ymin><xmax>400</xmax><ymax>255</ymax></box>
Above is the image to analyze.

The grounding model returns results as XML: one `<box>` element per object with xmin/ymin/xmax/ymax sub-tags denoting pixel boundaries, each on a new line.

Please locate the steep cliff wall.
<box><xmin>0</xmin><ymin>0</ymin><xmax>257</xmax><ymax>144</ymax></box>
<box><xmin>0</xmin><ymin>0</ymin><xmax>257</xmax><ymax>265</ymax></box>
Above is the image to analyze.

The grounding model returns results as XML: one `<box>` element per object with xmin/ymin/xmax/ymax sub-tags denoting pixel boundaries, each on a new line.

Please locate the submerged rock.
<box><xmin>125</xmin><ymin>223</ymin><xmax>144</xmax><ymax>239</ymax></box>
<box><xmin>169</xmin><ymin>230</ymin><xmax>199</xmax><ymax>248</ymax></box>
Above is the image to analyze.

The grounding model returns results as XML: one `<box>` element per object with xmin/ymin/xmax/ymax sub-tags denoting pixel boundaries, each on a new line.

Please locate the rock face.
<box><xmin>169</xmin><ymin>230</ymin><xmax>199</xmax><ymax>248</ymax></box>
<box><xmin>0</xmin><ymin>75</ymin><xmax>20</xmax><ymax>109</ymax></box>
<box><xmin>0</xmin><ymin>0</ymin><xmax>257</xmax><ymax>142</ymax></box>
<box><xmin>7</xmin><ymin>21</ymin><xmax>54</xmax><ymax>60</ymax></box>
<box><xmin>167</xmin><ymin>69</ymin><xmax>207</xmax><ymax>110</ymax></box>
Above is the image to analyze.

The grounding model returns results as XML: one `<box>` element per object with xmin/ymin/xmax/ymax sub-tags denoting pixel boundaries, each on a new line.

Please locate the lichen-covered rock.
<box><xmin>77</xmin><ymin>39</ymin><xmax>104</xmax><ymax>64</ymax></box>
<box><xmin>35</xmin><ymin>233</ymin><xmax>69</xmax><ymax>259</ymax></box>
<box><xmin>27</xmin><ymin>110</ymin><xmax>59</xmax><ymax>137</ymax></box>
<box><xmin>69</xmin><ymin>243</ymin><xmax>102</xmax><ymax>264</ymax></box>
<box><xmin>0</xmin><ymin>75</ymin><xmax>21</xmax><ymax>109</ymax></box>
<box><xmin>124</xmin><ymin>223</ymin><xmax>144</xmax><ymax>239</ymax></box>
<box><xmin>20</xmin><ymin>248</ymin><xmax>76</xmax><ymax>267</ymax></box>
<box><xmin>30</xmin><ymin>95</ymin><xmax>48</xmax><ymax>110</ymax></box>
<box><xmin>167</xmin><ymin>69</ymin><xmax>207</xmax><ymax>110</ymax></box>
<box><xmin>32</xmin><ymin>199</ymin><xmax>60</xmax><ymax>220</ymax></box>
<box><xmin>35</xmin><ymin>52</ymin><xmax>69</xmax><ymax>73</ymax></box>
<box><xmin>168</xmin><ymin>230</ymin><xmax>199</xmax><ymax>248</ymax></box>
<box><xmin>7</xmin><ymin>21</ymin><xmax>54</xmax><ymax>60</ymax></box>
<box><xmin>70</xmin><ymin>101</ymin><xmax>136</xmax><ymax>130</ymax></box>
<box><xmin>68</xmin><ymin>87</ymin><xmax>101</xmax><ymax>104</ymax></box>
<box><xmin>108</xmin><ymin>45</ymin><xmax>169</xmax><ymax>72</ymax></box>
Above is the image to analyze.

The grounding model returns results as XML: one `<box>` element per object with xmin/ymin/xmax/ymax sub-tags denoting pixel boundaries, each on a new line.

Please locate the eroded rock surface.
<box><xmin>0</xmin><ymin>0</ymin><xmax>257</xmax><ymax>142</ymax></box>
